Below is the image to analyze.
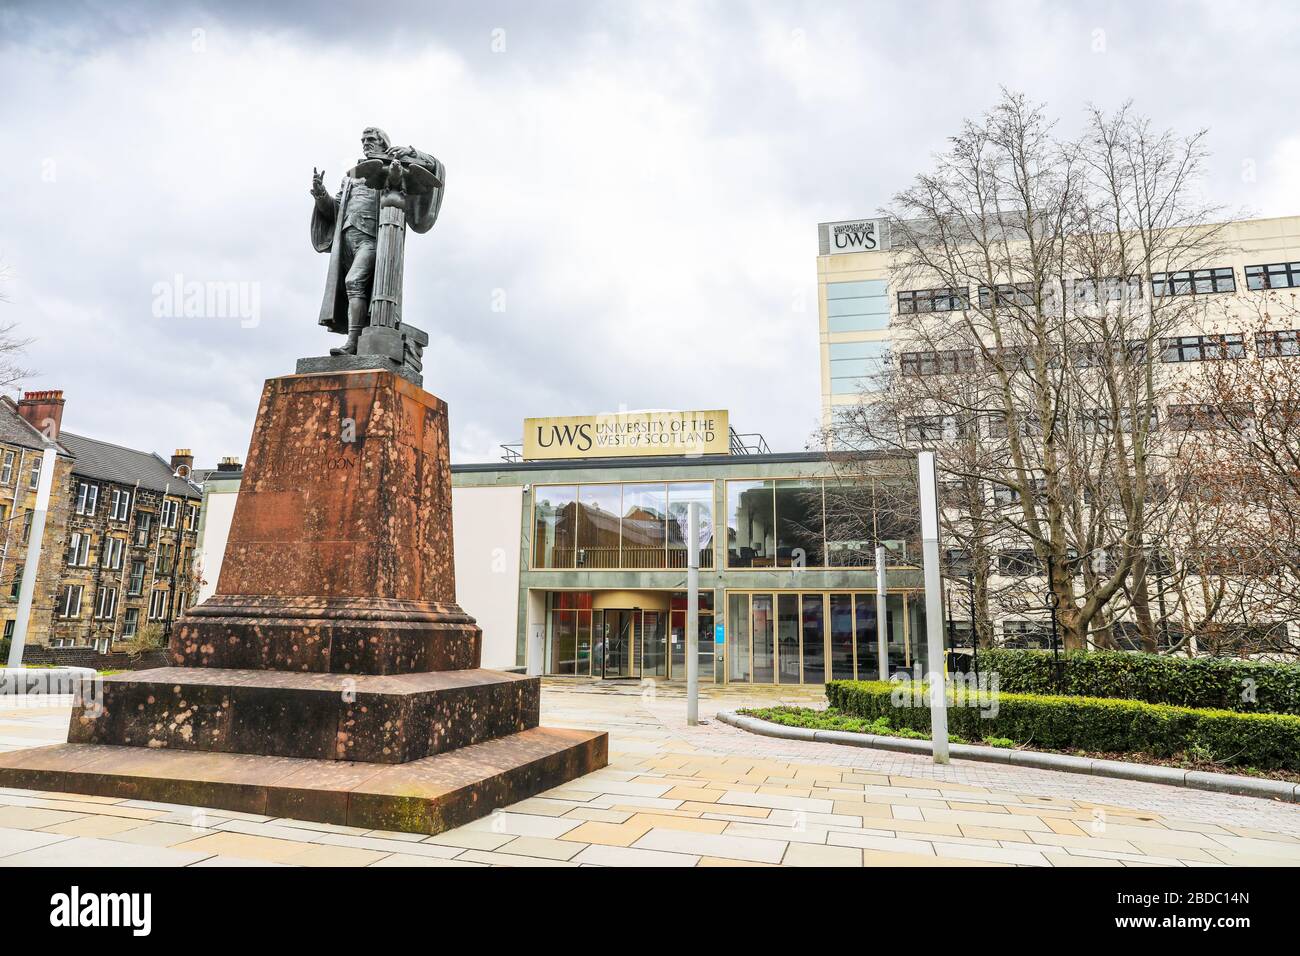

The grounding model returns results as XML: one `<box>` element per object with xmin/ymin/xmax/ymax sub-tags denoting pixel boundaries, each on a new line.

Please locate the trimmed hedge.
<box><xmin>970</xmin><ymin>648</ymin><xmax>1300</xmax><ymax>715</ymax></box>
<box><xmin>826</xmin><ymin>679</ymin><xmax>1300</xmax><ymax>771</ymax></box>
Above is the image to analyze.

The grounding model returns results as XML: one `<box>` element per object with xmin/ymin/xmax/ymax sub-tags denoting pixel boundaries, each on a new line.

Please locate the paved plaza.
<box><xmin>0</xmin><ymin>679</ymin><xmax>1298</xmax><ymax>867</ymax></box>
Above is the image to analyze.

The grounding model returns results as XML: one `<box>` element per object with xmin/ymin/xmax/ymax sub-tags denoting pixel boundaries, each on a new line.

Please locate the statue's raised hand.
<box><xmin>310</xmin><ymin>167</ymin><xmax>329</xmax><ymax>200</ymax></box>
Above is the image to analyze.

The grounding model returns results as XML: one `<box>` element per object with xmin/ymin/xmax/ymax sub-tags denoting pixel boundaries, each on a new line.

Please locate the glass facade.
<box><xmin>515</xmin><ymin>460</ymin><xmax>933</xmax><ymax>685</ymax></box>
<box><xmin>533</xmin><ymin>482</ymin><xmax>714</xmax><ymax>569</ymax></box>
<box><xmin>829</xmin><ymin>340</ymin><xmax>890</xmax><ymax>394</ymax></box>
<box><xmin>826</xmin><ymin>280</ymin><xmax>890</xmax><ymax>332</ymax></box>
<box><xmin>727</xmin><ymin>477</ymin><xmax>918</xmax><ymax>568</ymax></box>
<box><xmin>722</xmin><ymin>590</ymin><xmax>920</xmax><ymax>684</ymax></box>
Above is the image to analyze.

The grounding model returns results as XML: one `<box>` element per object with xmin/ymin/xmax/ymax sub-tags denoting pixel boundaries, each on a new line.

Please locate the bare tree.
<box><xmin>1169</xmin><ymin>293</ymin><xmax>1300</xmax><ymax>656</ymax></box>
<box><xmin>0</xmin><ymin>260</ymin><xmax>32</xmax><ymax>393</ymax></box>
<box><xmin>825</xmin><ymin>91</ymin><xmax>1231</xmax><ymax>651</ymax></box>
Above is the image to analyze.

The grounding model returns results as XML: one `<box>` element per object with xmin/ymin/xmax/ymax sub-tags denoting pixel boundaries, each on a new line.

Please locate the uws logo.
<box><xmin>535</xmin><ymin>421</ymin><xmax>593</xmax><ymax>452</ymax></box>
<box><xmin>830</xmin><ymin>219</ymin><xmax>880</xmax><ymax>252</ymax></box>
<box><xmin>50</xmin><ymin>886</ymin><xmax>151</xmax><ymax>936</ymax></box>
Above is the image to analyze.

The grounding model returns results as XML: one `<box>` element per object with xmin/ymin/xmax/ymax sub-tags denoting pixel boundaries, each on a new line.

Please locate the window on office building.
<box><xmin>161</xmin><ymin>499</ymin><xmax>179</xmax><ymax>529</ymax></box>
<box><xmin>1079</xmin><ymin>408</ymin><xmax>1160</xmax><ymax>434</ymax></box>
<box><xmin>825</xmin><ymin>280</ymin><xmax>890</xmax><ymax>332</ymax></box>
<box><xmin>186</xmin><ymin>504</ymin><xmax>200</xmax><ymax>531</ymax></box>
<box><xmin>122</xmin><ymin>607</ymin><xmax>139</xmax><ymax>638</ymax></box>
<box><xmin>904</xmin><ymin>414</ymin><xmax>971</xmax><ymax>444</ymax></box>
<box><xmin>1160</xmin><ymin>334</ymin><xmax>1245</xmax><ymax>362</ymax></box>
<box><xmin>899</xmin><ymin>349</ymin><xmax>975</xmax><ymax>376</ymax></box>
<box><xmin>1073</xmin><ymin>275</ymin><xmax>1142</xmax><ymax>304</ymax></box>
<box><xmin>1256</xmin><ymin>329</ymin><xmax>1300</xmax><ymax>358</ymax></box>
<box><xmin>998</xmin><ymin>549</ymin><xmax>1040</xmax><ymax>576</ymax></box>
<box><xmin>0</xmin><ymin>450</ymin><xmax>14</xmax><ymax>485</ymax></box>
<box><xmin>1003</xmin><ymin>619</ymin><xmax>1053</xmax><ymax>648</ymax></box>
<box><xmin>897</xmin><ymin>287</ymin><xmax>968</xmax><ymax>314</ymax></box>
<box><xmin>1151</xmin><ymin>267</ymin><xmax>1235</xmax><ymax>296</ymax></box>
<box><xmin>992</xmin><ymin>484</ymin><xmax>1021</xmax><ymax>507</ymax></box>
<box><xmin>977</xmin><ymin>282</ymin><xmax>1036</xmax><ymax>309</ymax></box>
<box><xmin>1167</xmin><ymin>402</ymin><xmax>1254</xmax><ymax>432</ymax></box>
<box><xmin>829</xmin><ymin>340</ymin><xmax>889</xmax><ymax>394</ymax></box>
<box><xmin>903</xmin><ymin>416</ymin><xmax>944</xmax><ymax>444</ymax></box>
<box><xmin>27</xmin><ymin>457</ymin><xmax>40</xmax><ymax>490</ymax></box>
<box><xmin>1245</xmin><ymin>262</ymin><xmax>1300</xmax><ymax>290</ymax></box>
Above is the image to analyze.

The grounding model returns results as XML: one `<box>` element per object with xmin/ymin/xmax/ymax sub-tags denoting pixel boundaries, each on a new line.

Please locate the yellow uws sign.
<box><xmin>523</xmin><ymin>410</ymin><xmax>729</xmax><ymax>460</ymax></box>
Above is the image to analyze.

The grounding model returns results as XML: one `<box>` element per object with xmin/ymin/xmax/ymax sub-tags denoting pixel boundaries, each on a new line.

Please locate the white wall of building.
<box><xmin>194</xmin><ymin>485</ymin><xmax>239</xmax><ymax>603</ymax></box>
<box><xmin>451</xmin><ymin>484</ymin><xmax>523</xmax><ymax>669</ymax></box>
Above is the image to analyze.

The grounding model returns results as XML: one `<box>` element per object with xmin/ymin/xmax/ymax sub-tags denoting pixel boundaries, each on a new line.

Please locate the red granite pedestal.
<box><xmin>0</xmin><ymin>369</ymin><xmax>606</xmax><ymax>832</ymax></box>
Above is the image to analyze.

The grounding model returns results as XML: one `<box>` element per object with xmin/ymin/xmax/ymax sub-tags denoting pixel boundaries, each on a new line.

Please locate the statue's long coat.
<box><xmin>311</xmin><ymin>150</ymin><xmax>445</xmax><ymax>332</ymax></box>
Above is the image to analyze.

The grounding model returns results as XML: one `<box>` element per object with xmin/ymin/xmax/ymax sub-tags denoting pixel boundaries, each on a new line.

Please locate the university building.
<box><xmin>196</xmin><ymin>410</ymin><xmax>935</xmax><ymax>684</ymax></box>
<box><xmin>816</xmin><ymin>213</ymin><xmax>1300</xmax><ymax>652</ymax></box>
<box><xmin>0</xmin><ymin>390</ymin><xmax>202</xmax><ymax>654</ymax></box>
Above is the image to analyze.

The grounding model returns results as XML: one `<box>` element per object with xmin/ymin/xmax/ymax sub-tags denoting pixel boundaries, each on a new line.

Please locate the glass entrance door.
<box><xmin>598</xmin><ymin>609</ymin><xmax>638</xmax><ymax>679</ymax></box>
<box><xmin>642</xmin><ymin>611</ymin><xmax>667</xmax><ymax>677</ymax></box>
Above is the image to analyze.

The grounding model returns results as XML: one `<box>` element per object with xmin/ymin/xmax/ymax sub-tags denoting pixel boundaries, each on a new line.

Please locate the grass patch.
<box><xmin>738</xmin><ymin>706</ymin><xmax>972</xmax><ymax>745</ymax></box>
<box><xmin>739</xmin><ymin>702</ymin><xmax>1300</xmax><ymax>782</ymax></box>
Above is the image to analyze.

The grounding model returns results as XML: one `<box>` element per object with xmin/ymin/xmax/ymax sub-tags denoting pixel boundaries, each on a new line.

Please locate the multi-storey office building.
<box><xmin>818</xmin><ymin>215</ymin><xmax>1300</xmax><ymax>421</ymax></box>
<box><xmin>816</xmin><ymin>214</ymin><xmax>1300</xmax><ymax>652</ymax></box>
<box><xmin>0</xmin><ymin>390</ymin><xmax>202</xmax><ymax>653</ymax></box>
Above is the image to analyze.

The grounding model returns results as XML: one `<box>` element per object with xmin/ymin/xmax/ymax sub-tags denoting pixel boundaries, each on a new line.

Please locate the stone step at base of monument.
<box><xmin>0</xmin><ymin>726</ymin><xmax>608</xmax><ymax>835</ymax></box>
<box><xmin>69</xmin><ymin>666</ymin><xmax>541</xmax><ymax>764</ymax></box>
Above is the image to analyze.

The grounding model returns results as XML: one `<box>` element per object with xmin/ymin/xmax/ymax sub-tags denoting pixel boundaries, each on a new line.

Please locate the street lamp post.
<box><xmin>686</xmin><ymin>501</ymin><xmax>700</xmax><ymax>726</ymax></box>
<box><xmin>968</xmin><ymin>565</ymin><xmax>978</xmax><ymax>680</ymax></box>
<box><xmin>1043</xmin><ymin>554</ymin><xmax>1062</xmax><ymax>691</ymax></box>
<box><xmin>918</xmin><ymin>451</ymin><xmax>949</xmax><ymax>764</ymax></box>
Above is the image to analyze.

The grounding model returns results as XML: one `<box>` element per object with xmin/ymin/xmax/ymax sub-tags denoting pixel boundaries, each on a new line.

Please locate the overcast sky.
<box><xmin>2</xmin><ymin>0</ymin><xmax>1298</xmax><ymax>465</ymax></box>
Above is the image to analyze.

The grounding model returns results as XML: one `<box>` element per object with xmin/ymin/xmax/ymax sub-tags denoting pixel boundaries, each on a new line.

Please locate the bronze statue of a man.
<box><xmin>310</xmin><ymin>127</ymin><xmax>445</xmax><ymax>355</ymax></box>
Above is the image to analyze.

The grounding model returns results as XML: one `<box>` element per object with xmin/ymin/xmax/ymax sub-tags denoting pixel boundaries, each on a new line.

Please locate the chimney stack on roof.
<box><xmin>171</xmin><ymin>448</ymin><xmax>194</xmax><ymax>478</ymax></box>
<box><xmin>217</xmin><ymin>456</ymin><xmax>242</xmax><ymax>472</ymax></box>
<box><xmin>16</xmin><ymin>389</ymin><xmax>65</xmax><ymax>441</ymax></box>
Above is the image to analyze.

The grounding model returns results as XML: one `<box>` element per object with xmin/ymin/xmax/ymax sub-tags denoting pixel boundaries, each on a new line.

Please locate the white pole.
<box><xmin>8</xmin><ymin>447</ymin><xmax>58</xmax><ymax>668</ymax></box>
<box><xmin>918</xmin><ymin>451</ymin><xmax>949</xmax><ymax>763</ymax></box>
<box><xmin>875</xmin><ymin>545</ymin><xmax>888</xmax><ymax>682</ymax></box>
<box><xmin>686</xmin><ymin>501</ymin><xmax>700</xmax><ymax>726</ymax></box>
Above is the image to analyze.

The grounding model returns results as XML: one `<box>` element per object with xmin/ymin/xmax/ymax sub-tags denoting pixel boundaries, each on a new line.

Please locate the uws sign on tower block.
<box><xmin>818</xmin><ymin>218</ymin><xmax>891</xmax><ymax>255</ymax></box>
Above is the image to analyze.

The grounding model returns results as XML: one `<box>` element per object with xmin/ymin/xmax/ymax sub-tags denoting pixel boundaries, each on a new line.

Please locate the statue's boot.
<box><xmin>330</xmin><ymin>329</ymin><xmax>361</xmax><ymax>356</ymax></box>
<box><xmin>330</xmin><ymin>303</ymin><xmax>366</xmax><ymax>356</ymax></box>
